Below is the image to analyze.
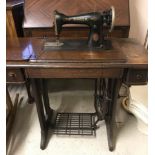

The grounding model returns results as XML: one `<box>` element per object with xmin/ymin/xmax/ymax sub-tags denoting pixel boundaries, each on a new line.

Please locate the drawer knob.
<box><xmin>8</xmin><ymin>72</ymin><xmax>16</xmax><ymax>78</ymax></box>
<box><xmin>136</xmin><ymin>74</ymin><xmax>142</xmax><ymax>79</ymax></box>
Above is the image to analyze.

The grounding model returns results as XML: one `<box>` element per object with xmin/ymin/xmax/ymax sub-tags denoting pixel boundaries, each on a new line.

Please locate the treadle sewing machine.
<box><xmin>6</xmin><ymin>0</ymin><xmax>148</xmax><ymax>152</ymax></box>
<box><xmin>43</xmin><ymin>7</ymin><xmax>117</xmax><ymax>130</ymax></box>
<box><xmin>44</xmin><ymin>6</ymin><xmax>115</xmax><ymax>49</ymax></box>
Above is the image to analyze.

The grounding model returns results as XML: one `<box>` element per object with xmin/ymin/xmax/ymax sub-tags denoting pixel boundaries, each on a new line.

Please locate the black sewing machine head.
<box><xmin>44</xmin><ymin>6</ymin><xmax>115</xmax><ymax>50</ymax></box>
<box><xmin>54</xmin><ymin>6</ymin><xmax>115</xmax><ymax>48</ymax></box>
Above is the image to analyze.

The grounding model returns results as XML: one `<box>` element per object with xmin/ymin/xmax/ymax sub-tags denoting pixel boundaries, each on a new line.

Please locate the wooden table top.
<box><xmin>6</xmin><ymin>37</ymin><xmax>148</xmax><ymax>69</ymax></box>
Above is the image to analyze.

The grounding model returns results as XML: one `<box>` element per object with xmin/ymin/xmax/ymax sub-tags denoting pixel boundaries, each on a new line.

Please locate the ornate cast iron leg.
<box><xmin>25</xmin><ymin>79</ymin><xmax>34</xmax><ymax>104</ymax></box>
<box><xmin>41</xmin><ymin>79</ymin><xmax>53</xmax><ymax>125</ymax></box>
<box><xmin>94</xmin><ymin>78</ymin><xmax>110</xmax><ymax>126</ymax></box>
<box><xmin>105</xmin><ymin>79</ymin><xmax>121</xmax><ymax>151</ymax></box>
<box><xmin>31</xmin><ymin>78</ymin><xmax>48</xmax><ymax>150</ymax></box>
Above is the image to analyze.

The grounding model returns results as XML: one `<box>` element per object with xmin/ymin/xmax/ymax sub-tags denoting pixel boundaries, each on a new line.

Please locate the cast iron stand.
<box><xmin>31</xmin><ymin>78</ymin><xmax>121</xmax><ymax>151</ymax></box>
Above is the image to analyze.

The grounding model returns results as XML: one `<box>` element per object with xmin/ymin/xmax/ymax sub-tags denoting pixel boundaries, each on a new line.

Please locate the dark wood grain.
<box><xmin>6</xmin><ymin>38</ymin><xmax>44</xmax><ymax>61</ymax></box>
<box><xmin>23</xmin><ymin>0</ymin><xmax>130</xmax><ymax>37</ymax></box>
<box><xmin>24</xmin><ymin>0</ymin><xmax>129</xmax><ymax>28</ymax></box>
<box><xmin>6</xmin><ymin>38</ymin><xmax>148</xmax><ymax>69</ymax></box>
<box><xmin>26</xmin><ymin>68</ymin><xmax>123</xmax><ymax>78</ymax></box>
<box><xmin>6</xmin><ymin>68</ymin><xmax>25</xmax><ymax>83</ymax></box>
<box><xmin>123</xmin><ymin>68</ymin><xmax>148</xmax><ymax>85</ymax></box>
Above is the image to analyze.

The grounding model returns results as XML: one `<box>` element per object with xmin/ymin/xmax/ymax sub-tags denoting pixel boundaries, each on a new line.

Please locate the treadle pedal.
<box><xmin>52</xmin><ymin>113</ymin><xmax>96</xmax><ymax>136</ymax></box>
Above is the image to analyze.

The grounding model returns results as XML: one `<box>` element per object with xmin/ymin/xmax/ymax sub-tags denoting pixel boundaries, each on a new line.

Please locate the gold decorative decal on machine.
<box><xmin>44</xmin><ymin>6</ymin><xmax>115</xmax><ymax>50</ymax></box>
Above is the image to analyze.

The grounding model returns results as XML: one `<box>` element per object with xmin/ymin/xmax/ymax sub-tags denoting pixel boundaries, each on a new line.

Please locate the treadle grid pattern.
<box><xmin>53</xmin><ymin>113</ymin><xmax>96</xmax><ymax>136</ymax></box>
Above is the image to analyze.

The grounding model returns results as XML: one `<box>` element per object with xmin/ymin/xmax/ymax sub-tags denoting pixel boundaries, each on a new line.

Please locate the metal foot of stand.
<box><xmin>94</xmin><ymin>78</ymin><xmax>120</xmax><ymax>151</ymax></box>
<box><xmin>105</xmin><ymin>116</ymin><xmax>117</xmax><ymax>151</ymax></box>
<box><xmin>40</xmin><ymin>130</ymin><xmax>48</xmax><ymax>150</ymax></box>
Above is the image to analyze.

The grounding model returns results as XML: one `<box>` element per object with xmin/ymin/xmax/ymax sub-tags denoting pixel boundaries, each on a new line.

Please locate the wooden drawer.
<box><xmin>124</xmin><ymin>69</ymin><xmax>148</xmax><ymax>85</ymax></box>
<box><xmin>26</xmin><ymin>68</ymin><xmax>123</xmax><ymax>78</ymax></box>
<box><xmin>6</xmin><ymin>69</ymin><xmax>25</xmax><ymax>83</ymax></box>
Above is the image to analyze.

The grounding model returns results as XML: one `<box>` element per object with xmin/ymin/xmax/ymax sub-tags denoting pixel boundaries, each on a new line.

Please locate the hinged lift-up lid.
<box><xmin>24</xmin><ymin>0</ymin><xmax>130</xmax><ymax>28</ymax></box>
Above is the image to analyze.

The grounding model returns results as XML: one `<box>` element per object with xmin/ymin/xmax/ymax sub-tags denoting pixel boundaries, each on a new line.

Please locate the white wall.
<box><xmin>129</xmin><ymin>0</ymin><xmax>148</xmax><ymax>45</ymax></box>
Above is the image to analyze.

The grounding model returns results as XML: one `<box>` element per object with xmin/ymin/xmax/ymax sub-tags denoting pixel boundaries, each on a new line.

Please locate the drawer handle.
<box><xmin>8</xmin><ymin>72</ymin><xmax>16</xmax><ymax>78</ymax></box>
<box><xmin>136</xmin><ymin>74</ymin><xmax>143</xmax><ymax>80</ymax></box>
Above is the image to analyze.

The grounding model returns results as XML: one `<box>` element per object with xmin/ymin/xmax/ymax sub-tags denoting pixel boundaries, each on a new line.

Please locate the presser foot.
<box><xmin>44</xmin><ymin>41</ymin><xmax>64</xmax><ymax>47</ymax></box>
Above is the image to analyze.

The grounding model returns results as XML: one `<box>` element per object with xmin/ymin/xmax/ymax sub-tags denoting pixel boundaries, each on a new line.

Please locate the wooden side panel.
<box><xmin>6</xmin><ymin>10</ymin><xmax>17</xmax><ymax>38</ymax></box>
